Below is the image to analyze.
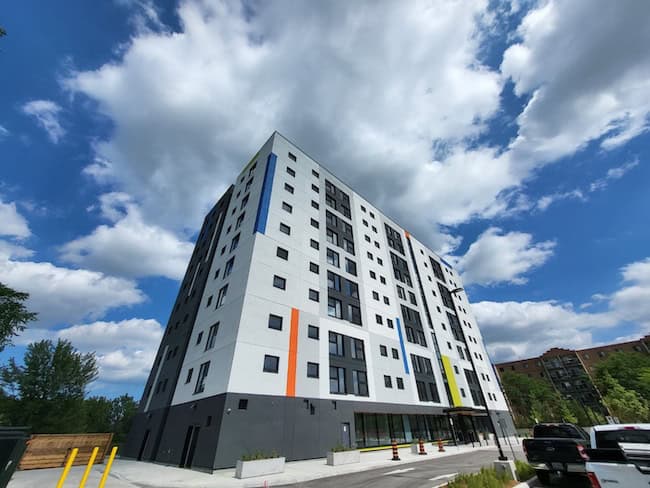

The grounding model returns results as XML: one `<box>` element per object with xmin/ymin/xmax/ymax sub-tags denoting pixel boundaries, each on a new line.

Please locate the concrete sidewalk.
<box><xmin>8</xmin><ymin>443</ymin><xmax>509</xmax><ymax>488</ymax></box>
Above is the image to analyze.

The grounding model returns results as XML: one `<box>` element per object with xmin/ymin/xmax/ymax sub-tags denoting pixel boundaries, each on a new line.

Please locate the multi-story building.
<box><xmin>123</xmin><ymin>132</ymin><xmax>515</xmax><ymax>471</ymax></box>
<box><xmin>495</xmin><ymin>336</ymin><xmax>650</xmax><ymax>417</ymax></box>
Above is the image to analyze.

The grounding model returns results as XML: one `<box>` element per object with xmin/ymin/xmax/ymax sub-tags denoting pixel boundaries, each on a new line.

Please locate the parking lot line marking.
<box><xmin>429</xmin><ymin>472</ymin><xmax>458</xmax><ymax>481</ymax></box>
<box><xmin>382</xmin><ymin>467</ymin><xmax>416</xmax><ymax>475</ymax></box>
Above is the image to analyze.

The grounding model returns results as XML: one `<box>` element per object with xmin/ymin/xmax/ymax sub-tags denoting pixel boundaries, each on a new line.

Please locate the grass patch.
<box><xmin>447</xmin><ymin>467</ymin><xmax>513</xmax><ymax>488</ymax></box>
<box><xmin>515</xmin><ymin>460</ymin><xmax>536</xmax><ymax>481</ymax></box>
<box><xmin>240</xmin><ymin>450</ymin><xmax>281</xmax><ymax>461</ymax></box>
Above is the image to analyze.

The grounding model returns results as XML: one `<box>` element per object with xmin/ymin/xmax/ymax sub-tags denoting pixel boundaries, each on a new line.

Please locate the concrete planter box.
<box><xmin>235</xmin><ymin>457</ymin><xmax>285</xmax><ymax>479</ymax></box>
<box><xmin>411</xmin><ymin>444</ymin><xmax>419</xmax><ymax>454</ymax></box>
<box><xmin>326</xmin><ymin>450</ymin><xmax>360</xmax><ymax>466</ymax></box>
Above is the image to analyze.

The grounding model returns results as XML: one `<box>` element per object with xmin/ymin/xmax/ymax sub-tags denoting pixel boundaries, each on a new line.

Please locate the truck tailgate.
<box><xmin>523</xmin><ymin>438</ymin><xmax>586</xmax><ymax>464</ymax></box>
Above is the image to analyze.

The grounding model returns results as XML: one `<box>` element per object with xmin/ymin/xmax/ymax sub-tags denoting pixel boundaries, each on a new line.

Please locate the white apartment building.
<box><xmin>124</xmin><ymin>132</ymin><xmax>515</xmax><ymax>470</ymax></box>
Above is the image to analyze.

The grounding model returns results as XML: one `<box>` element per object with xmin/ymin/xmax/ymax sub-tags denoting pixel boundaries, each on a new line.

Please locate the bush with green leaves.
<box><xmin>447</xmin><ymin>467</ymin><xmax>512</xmax><ymax>488</ymax></box>
<box><xmin>330</xmin><ymin>444</ymin><xmax>356</xmax><ymax>452</ymax></box>
<box><xmin>515</xmin><ymin>460</ymin><xmax>535</xmax><ymax>481</ymax></box>
<box><xmin>240</xmin><ymin>450</ymin><xmax>281</xmax><ymax>461</ymax></box>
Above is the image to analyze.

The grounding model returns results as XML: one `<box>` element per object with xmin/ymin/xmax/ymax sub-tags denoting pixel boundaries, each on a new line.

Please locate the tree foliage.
<box><xmin>0</xmin><ymin>282</ymin><xmax>37</xmax><ymax>352</ymax></box>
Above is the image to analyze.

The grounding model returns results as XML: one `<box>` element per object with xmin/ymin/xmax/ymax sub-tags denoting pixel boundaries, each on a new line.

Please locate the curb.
<box><xmin>514</xmin><ymin>476</ymin><xmax>537</xmax><ymax>487</ymax></box>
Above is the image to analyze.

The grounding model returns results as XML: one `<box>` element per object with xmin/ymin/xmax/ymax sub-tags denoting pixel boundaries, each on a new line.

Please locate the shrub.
<box><xmin>447</xmin><ymin>467</ymin><xmax>512</xmax><ymax>488</ymax></box>
<box><xmin>240</xmin><ymin>449</ymin><xmax>280</xmax><ymax>461</ymax></box>
<box><xmin>330</xmin><ymin>444</ymin><xmax>356</xmax><ymax>452</ymax></box>
<box><xmin>515</xmin><ymin>459</ymin><xmax>535</xmax><ymax>481</ymax></box>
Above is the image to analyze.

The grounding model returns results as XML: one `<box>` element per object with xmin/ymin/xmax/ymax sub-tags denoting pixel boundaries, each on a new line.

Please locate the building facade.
<box><xmin>495</xmin><ymin>336</ymin><xmax>650</xmax><ymax>417</ymax></box>
<box><xmin>123</xmin><ymin>132</ymin><xmax>515</xmax><ymax>471</ymax></box>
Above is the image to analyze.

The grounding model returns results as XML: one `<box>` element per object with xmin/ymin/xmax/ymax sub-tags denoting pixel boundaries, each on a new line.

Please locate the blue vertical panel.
<box><xmin>395</xmin><ymin>317</ymin><xmax>410</xmax><ymax>374</ymax></box>
<box><xmin>253</xmin><ymin>153</ymin><xmax>277</xmax><ymax>234</ymax></box>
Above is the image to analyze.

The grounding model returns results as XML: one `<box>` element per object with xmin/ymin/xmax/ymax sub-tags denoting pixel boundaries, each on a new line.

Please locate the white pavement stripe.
<box><xmin>429</xmin><ymin>472</ymin><xmax>458</xmax><ymax>481</ymax></box>
<box><xmin>382</xmin><ymin>467</ymin><xmax>416</xmax><ymax>475</ymax></box>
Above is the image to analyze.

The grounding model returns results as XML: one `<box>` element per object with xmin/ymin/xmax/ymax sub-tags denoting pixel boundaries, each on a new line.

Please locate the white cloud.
<box><xmin>0</xmin><ymin>198</ymin><xmax>31</xmax><ymax>238</ymax></box>
<box><xmin>455</xmin><ymin>227</ymin><xmax>555</xmax><ymax>285</ymax></box>
<box><xmin>59</xmin><ymin>193</ymin><xmax>193</xmax><ymax>280</ymax></box>
<box><xmin>0</xmin><ymin>239</ymin><xmax>34</xmax><ymax>259</ymax></box>
<box><xmin>21</xmin><ymin>100</ymin><xmax>65</xmax><ymax>143</ymax></box>
<box><xmin>0</xmin><ymin>125</ymin><xmax>9</xmax><ymax>138</ymax></box>
<box><xmin>589</xmin><ymin>159</ymin><xmax>639</xmax><ymax>192</ymax></box>
<box><xmin>0</xmin><ymin>254</ymin><xmax>145</xmax><ymax>327</ymax></box>
<box><xmin>609</xmin><ymin>258</ymin><xmax>650</xmax><ymax>327</ymax></box>
<box><xmin>536</xmin><ymin>189</ymin><xmax>584</xmax><ymax>211</ymax></box>
<box><xmin>16</xmin><ymin>318</ymin><xmax>163</xmax><ymax>383</ymax></box>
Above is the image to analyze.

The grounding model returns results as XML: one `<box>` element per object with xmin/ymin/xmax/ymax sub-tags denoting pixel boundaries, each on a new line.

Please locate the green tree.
<box><xmin>1</xmin><ymin>339</ymin><xmax>98</xmax><ymax>432</ymax></box>
<box><xmin>597</xmin><ymin>371</ymin><xmax>649</xmax><ymax>422</ymax></box>
<box><xmin>594</xmin><ymin>351</ymin><xmax>650</xmax><ymax>400</ymax></box>
<box><xmin>0</xmin><ymin>282</ymin><xmax>37</xmax><ymax>352</ymax></box>
<box><xmin>83</xmin><ymin>394</ymin><xmax>138</xmax><ymax>445</ymax></box>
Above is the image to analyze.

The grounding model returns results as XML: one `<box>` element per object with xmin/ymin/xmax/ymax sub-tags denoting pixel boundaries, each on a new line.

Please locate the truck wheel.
<box><xmin>536</xmin><ymin>470</ymin><xmax>551</xmax><ymax>485</ymax></box>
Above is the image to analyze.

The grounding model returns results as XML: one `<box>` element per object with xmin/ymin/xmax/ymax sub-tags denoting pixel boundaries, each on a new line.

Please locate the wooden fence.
<box><xmin>18</xmin><ymin>433</ymin><xmax>113</xmax><ymax>470</ymax></box>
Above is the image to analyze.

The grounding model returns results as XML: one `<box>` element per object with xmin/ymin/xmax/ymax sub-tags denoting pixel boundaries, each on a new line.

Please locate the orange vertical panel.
<box><xmin>286</xmin><ymin>308</ymin><xmax>299</xmax><ymax>397</ymax></box>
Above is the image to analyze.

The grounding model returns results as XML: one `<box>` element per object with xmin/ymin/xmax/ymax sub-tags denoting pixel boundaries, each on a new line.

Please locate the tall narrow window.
<box><xmin>328</xmin><ymin>332</ymin><xmax>344</xmax><ymax>356</ymax></box>
<box><xmin>229</xmin><ymin>233</ymin><xmax>240</xmax><ymax>252</ymax></box>
<box><xmin>330</xmin><ymin>366</ymin><xmax>346</xmax><ymax>394</ymax></box>
<box><xmin>328</xmin><ymin>297</ymin><xmax>342</xmax><ymax>318</ymax></box>
<box><xmin>194</xmin><ymin>361</ymin><xmax>210</xmax><ymax>394</ymax></box>
<box><xmin>215</xmin><ymin>285</ymin><xmax>228</xmax><ymax>308</ymax></box>
<box><xmin>205</xmin><ymin>322</ymin><xmax>219</xmax><ymax>350</ymax></box>
<box><xmin>352</xmin><ymin>370</ymin><xmax>368</xmax><ymax>396</ymax></box>
<box><xmin>224</xmin><ymin>257</ymin><xmax>235</xmax><ymax>277</ymax></box>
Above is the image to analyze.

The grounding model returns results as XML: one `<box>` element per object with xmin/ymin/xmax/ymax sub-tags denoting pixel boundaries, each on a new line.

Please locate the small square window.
<box><xmin>279</xmin><ymin>223</ymin><xmax>291</xmax><ymax>235</ymax></box>
<box><xmin>268</xmin><ymin>314</ymin><xmax>283</xmax><ymax>330</ymax></box>
<box><xmin>284</xmin><ymin>183</ymin><xmax>294</xmax><ymax>194</ymax></box>
<box><xmin>392</xmin><ymin>348</ymin><xmax>399</xmax><ymax>359</ymax></box>
<box><xmin>196</xmin><ymin>332</ymin><xmax>203</xmax><ymax>345</ymax></box>
<box><xmin>273</xmin><ymin>275</ymin><xmax>286</xmax><ymax>289</ymax></box>
<box><xmin>307</xmin><ymin>362</ymin><xmax>319</xmax><ymax>378</ymax></box>
<box><xmin>185</xmin><ymin>368</ymin><xmax>193</xmax><ymax>384</ymax></box>
<box><xmin>372</xmin><ymin>226</ymin><xmax>377</xmax><ymax>233</ymax></box>
<box><xmin>377</xmin><ymin>257</ymin><xmax>383</xmax><ymax>266</ymax></box>
<box><xmin>363</xmin><ymin>219</ymin><xmax>368</xmax><ymax>227</ymax></box>
<box><xmin>380</xmin><ymin>345</ymin><xmax>387</xmax><ymax>356</ymax></box>
<box><xmin>374</xmin><ymin>241</ymin><xmax>380</xmax><ymax>249</ymax></box>
<box><xmin>282</xmin><ymin>201</ymin><xmax>293</xmax><ymax>213</ymax></box>
<box><xmin>312</xmin><ymin>169</ymin><xmax>319</xmax><ymax>178</ymax></box>
<box><xmin>364</xmin><ymin>235</ymin><xmax>371</xmax><ymax>242</ymax></box>
<box><xmin>288</xmin><ymin>152</ymin><xmax>297</xmax><ymax>162</ymax></box>
<box><xmin>387</xmin><ymin>318</ymin><xmax>394</xmax><ymax>329</ymax></box>
<box><xmin>263</xmin><ymin>355</ymin><xmax>279</xmax><ymax>373</ymax></box>
<box><xmin>309</xmin><ymin>289</ymin><xmax>319</xmax><ymax>302</ymax></box>
<box><xmin>460</xmin><ymin>388</ymin><xmax>466</xmax><ymax>398</ymax></box>
<box><xmin>380</xmin><ymin>276</ymin><xmax>386</xmax><ymax>284</ymax></box>
<box><xmin>367</xmin><ymin>252</ymin><xmax>373</xmax><ymax>260</ymax></box>
<box><xmin>277</xmin><ymin>247</ymin><xmax>289</xmax><ymax>260</ymax></box>
<box><xmin>309</xmin><ymin>262</ymin><xmax>319</xmax><ymax>274</ymax></box>
<box><xmin>312</xmin><ymin>184</ymin><xmax>319</xmax><ymax>193</ymax></box>
<box><xmin>370</xmin><ymin>270</ymin><xmax>376</xmax><ymax>279</ymax></box>
<box><xmin>311</xmin><ymin>200</ymin><xmax>319</xmax><ymax>209</ymax></box>
<box><xmin>361</xmin><ymin>205</ymin><xmax>366</xmax><ymax>212</ymax></box>
<box><xmin>372</xmin><ymin>291</ymin><xmax>379</xmax><ymax>300</ymax></box>
<box><xmin>383</xmin><ymin>296</ymin><xmax>390</xmax><ymax>305</ymax></box>
<box><xmin>384</xmin><ymin>375</ymin><xmax>392</xmax><ymax>388</ymax></box>
<box><xmin>311</xmin><ymin>218</ymin><xmax>319</xmax><ymax>228</ymax></box>
<box><xmin>310</xmin><ymin>239</ymin><xmax>319</xmax><ymax>250</ymax></box>
<box><xmin>369</xmin><ymin>211</ymin><xmax>375</xmax><ymax>218</ymax></box>
<box><xmin>286</xmin><ymin>166</ymin><xmax>296</xmax><ymax>177</ymax></box>
<box><xmin>396</xmin><ymin>377</ymin><xmax>404</xmax><ymax>390</ymax></box>
<box><xmin>308</xmin><ymin>325</ymin><xmax>319</xmax><ymax>339</ymax></box>
<box><xmin>238</xmin><ymin>399</ymin><xmax>248</xmax><ymax>410</ymax></box>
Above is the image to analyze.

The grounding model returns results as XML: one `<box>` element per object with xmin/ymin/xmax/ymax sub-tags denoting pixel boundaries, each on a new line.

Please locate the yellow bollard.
<box><xmin>78</xmin><ymin>447</ymin><xmax>99</xmax><ymax>488</ymax></box>
<box><xmin>97</xmin><ymin>446</ymin><xmax>118</xmax><ymax>488</ymax></box>
<box><xmin>56</xmin><ymin>448</ymin><xmax>79</xmax><ymax>488</ymax></box>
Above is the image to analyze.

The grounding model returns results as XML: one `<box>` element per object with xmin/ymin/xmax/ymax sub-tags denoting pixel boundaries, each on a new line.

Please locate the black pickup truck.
<box><xmin>522</xmin><ymin>423</ymin><xmax>591</xmax><ymax>485</ymax></box>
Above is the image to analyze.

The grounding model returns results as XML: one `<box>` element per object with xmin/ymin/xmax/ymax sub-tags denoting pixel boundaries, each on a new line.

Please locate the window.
<box><xmin>238</xmin><ymin>399</ymin><xmax>248</xmax><ymax>410</ymax></box>
<box><xmin>345</xmin><ymin>258</ymin><xmax>357</xmax><ymax>276</ymax></box>
<box><xmin>326</xmin><ymin>210</ymin><xmax>338</xmax><ymax>227</ymax></box>
<box><xmin>397</xmin><ymin>286</ymin><xmax>406</xmax><ymax>299</ymax></box>
<box><xmin>185</xmin><ymin>368</ymin><xmax>193</xmax><ymax>384</ymax></box>
<box><xmin>216</xmin><ymin>285</ymin><xmax>228</xmax><ymax>308</ymax></box>
<box><xmin>308</xmin><ymin>325</ymin><xmax>319</xmax><ymax>339</ymax></box>
<box><xmin>194</xmin><ymin>361</ymin><xmax>210</xmax><ymax>394</ymax></box>
<box><xmin>282</xmin><ymin>201</ymin><xmax>293</xmax><ymax>213</ymax></box>
<box><xmin>374</xmin><ymin>241</ymin><xmax>380</xmax><ymax>249</ymax></box>
<box><xmin>230</xmin><ymin>233</ymin><xmax>240</xmax><ymax>252</ymax></box>
<box><xmin>286</xmin><ymin>166</ymin><xmax>295</xmax><ymax>177</ymax></box>
<box><xmin>288</xmin><ymin>152</ymin><xmax>297</xmax><ymax>162</ymax></box>
<box><xmin>236</xmin><ymin>212</ymin><xmax>245</xmax><ymax>229</ymax></box>
<box><xmin>416</xmin><ymin>380</ymin><xmax>427</xmax><ymax>401</ymax></box>
<box><xmin>377</xmin><ymin>257</ymin><xmax>383</xmax><ymax>265</ymax></box>
<box><xmin>224</xmin><ymin>257</ymin><xmax>235</xmax><ymax>277</ymax></box>
<box><xmin>387</xmin><ymin>318</ymin><xmax>394</xmax><ymax>329</ymax></box>
<box><xmin>277</xmin><ymin>246</ymin><xmax>289</xmax><ymax>260</ymax></box>
<box><xmin>351</xmin><ymin>338</ymin><xmax>365</xmax><ymax>360</ymax></box>
<box><xmin>310</xmin><ymin>239</ymin><xmax>319</xmax><ymax>250</ymax></box>
<box><xmin>312</xmin><ymin>184</ymin><xmax>319</xmax><ymax>193</ymax></box>
<box><xmin>311</xmin><ymin>218</ymin><xmax>319</xmax><ymax>229</ymax></box>
<box><xmin>326</xmin><ymin>228</ymin><xmax>339</xmax><ymax>246</ymax></box>
<box><xmin>309</xmin><ymin>289</ymin><xmax>319</xmax><ymax>302</ymax></box>
<box><xmin>408</xmin><ymin>292</ymin><xmax>417</xmax><ymax>305</ymax></box>
<box><xmin>363</xmin><ymin>219</ymin><xmax>368</xmax><ymax>227</ymax></box>
<box><xmin>205</xmin><ymin>322</ymin><xmax>219</xmax><ymax>350</ymax></box>
<box><xmin>268</xmin><ymin>314</ymin><xmax>283</xmax><ymax>330</ymax></box>
<box><xmin>330</xmin><ymin>366</ymin><xmax>346</xmax><ymax>394</ymax></box>
<box><xmin>311</xmin><ymin>200</ymin><xmax>319</xmax><ymax>209</ymax></box>
<box><xmin>279</xmin><ymin>223</ymin><xmax>291</xmax><ymax>235</ymax></box>
<box><xmin>312</xmin><ymin>169</ymin><xmax>319</xmax><ymax>178</ymax></box>
<box><xmin>361</xmin><ymin>205</ymin><xmax>366</xmax><ymax>212</ymax></box>
<box><xmin>380</xmin><ymin>345</ymin><xmax>388</xmax><ymax>356</ymax></box>
<box><xmin>460</xmin><ymin>388</ymin><xmax>466</xmax><ymax>398</ymax></box>
<box><xmin>329</xmin><ymin>332</ymin><xmax>344</xmax><ymax>356</ymax></box>
<box><xmin>364</xmin><ymin>235</ymin><xmax>371</xmax><ymax>243</ymax></box>
<box><xmin>346</xmin><ymin>280</ymin><xmax>359</xmax><ymax>298</ymax></box>
<box><xmin>284</xmin><ymin>183</ymin><xmax>294</xmax><ymax>194</ymax></box>
<box><xmin>383</xmin><ymin>296</ymin><xmax>390</xmax><ymax>305</ymax></box>
<box><xmin>370</xmin><ymin>270</ymin><xmax>376</xmax><ymax>279</ymax></box>
<box><xmin>372</xmin><ymin>291</ymin><xmax>379</xmax><ymax>300</ymax></box>
<box><xmin>273</xmin><ymin>275</ymin><xmax>286</xmax><ymax>289</ymax></box>
<box><xmin>384</xmin><ymin>375</ymin><xmax>392</xmax><ymax>388</ymax></box>
<box><xmin>263</xmin><ymin>355</ymin><xmax>279</xmax><ymax>373</ymax></box>
<box><xmin>457</xmin><ymin>346</ymin><xmax>465</xmax><ymax>360</ymax></box>
<box><xmin>307</xmin><ymin>362</ymin><xmax>319</xmax><ymax>378</ymax></box>
<box><xmin>327</xmin><ymin>248</ymin><xmax>340</xmax><ymax>267</ymax></box>
<box><xmin>214</xmin><ymin>268</ymin><xmax>220</xmax><ymax>279</ymax></box>
<box><xmin>196</xmin><ymin>331</ymin><xmax>203</xmax><ymax>345</ymax></box>
<box><xmin>392</xmin><ymin>348</ymin><xmax>399</xmax><ymax>359</ymax></box>
<box><xmin>309</xmin><ymin>262</ymin><xmax>319</xmax><ymax>274</ymax></box>
<box><xmin>372</xmin><ymin>226</ymin><xmax>377</xmax><ymax>233</ymax></box>
<box><xmin>367</xmin><ymin>252</ymin><xmax>373</xmax><ymax>260</ymax></box>
<box><xmin>380</xmin><ymin>276</ymin><xmax>386</xmax><ymax>284</ymax></box>
<box><xmin>376</xmin><ymin>314</ymin><xmax>383</xmax><ymax>324</ymax></box>
<box><xmin>348</xmin><ymin>304</ymin><xmax>362</xmax><ymax>325</ymax></box>
<box><xmin>352</xmin><ymin>370</ymin><xmax>368</xmax><ymax>396</ymax></box>
<box><xmin>343</xmin><ymin>239</ymin><xmax>355</xmax><ymax>254</ymax></box>
<box><xmin>396</xmin><ymin>377</ymin><xmax>404</xmax><ymax>390</ymax></box>
<box><xmin>240</xmin><ymin>194</ymin><xmax>249</xmax><ymax>209</ymax></box>
<box><xmin>328</xmin><ymin>297</ymin><xmax>342</xmax><ymax>318</ymax></box>
<box><xmin>245</xmin><ymin>178</ymin><xmax>253</xmax><ymax>192</ymax></box>
<box><xmin>453</xmin><ymin>365</ymin><xmax>459</xmax><ymax>374</ymax></box>
<box><xmin>206</xmin><ymin>295</ymin><xmax>213</xmax><ymax>307</ymax></box>
<box><xmin>327</xmin><ymin>271</ymin><xmax>342</xmax><ymax>291</ymax></box>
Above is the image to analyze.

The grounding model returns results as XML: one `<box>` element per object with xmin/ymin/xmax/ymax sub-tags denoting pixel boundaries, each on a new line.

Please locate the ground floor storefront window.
<box><xmin>354</xmin><ymin>412</ymin><xmax>453</xmax><ymax>448</ymax></box>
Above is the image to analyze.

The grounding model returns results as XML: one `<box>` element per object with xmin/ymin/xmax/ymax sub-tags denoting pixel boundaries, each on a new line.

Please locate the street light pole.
<box><xmin>449</xmin><ymin>287</ymin><xmax>508</xmax><ymax>461</ymax></box>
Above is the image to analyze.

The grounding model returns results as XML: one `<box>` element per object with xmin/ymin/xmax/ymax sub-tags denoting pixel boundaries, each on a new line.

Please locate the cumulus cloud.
<box><xmin>0</xmin><ymin>198</ymin><xmax>31</xmax><ymax>238</ymax></box>
<box><xmin>0</xmin><ymin>253</ymin><xmax>145</xmax><ymax>327</ymax></box>
<box><xmin>456</xmin><ymin>227</ymin><xmax>555</xmax><ymax>285</ymax></box>
<box><xmin>17</xmin><ymin>319</ymin><xmax>163</xmax><ymax>382</ymax></box>
<box><xmin>0</xmin><ymin>125</ymin><xmax>9</xmax><ymax>138</ymax></box>
<box><xmin>21</xmin><ymin>100</ymin><xmax>65</xmax><ymax>143</ymax></box>
<box><xmin>59</xmin><ymin>193</ymin><xmax>194</xmax><ymax>280</ymax></box>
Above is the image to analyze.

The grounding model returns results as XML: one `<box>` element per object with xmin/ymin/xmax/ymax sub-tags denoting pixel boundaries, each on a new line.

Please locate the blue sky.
<box><xmin>1</xmin><ymin>0</ymin><xmax>649</xmax><ymax>398</ymax></box>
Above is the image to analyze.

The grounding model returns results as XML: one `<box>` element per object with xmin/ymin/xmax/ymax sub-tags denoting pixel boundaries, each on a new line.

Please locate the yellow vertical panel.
<box><xmin>441</xmin><ymin>355</ymin><xmax>463</xmax><ymax>407</ymax></box>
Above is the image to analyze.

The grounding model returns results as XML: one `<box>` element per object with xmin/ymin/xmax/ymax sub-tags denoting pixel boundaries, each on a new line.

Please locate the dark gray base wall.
<box><xmin>124</xmin><ymin>392</ymin><xmax>516</xmax><ymax>471</ymax></box>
